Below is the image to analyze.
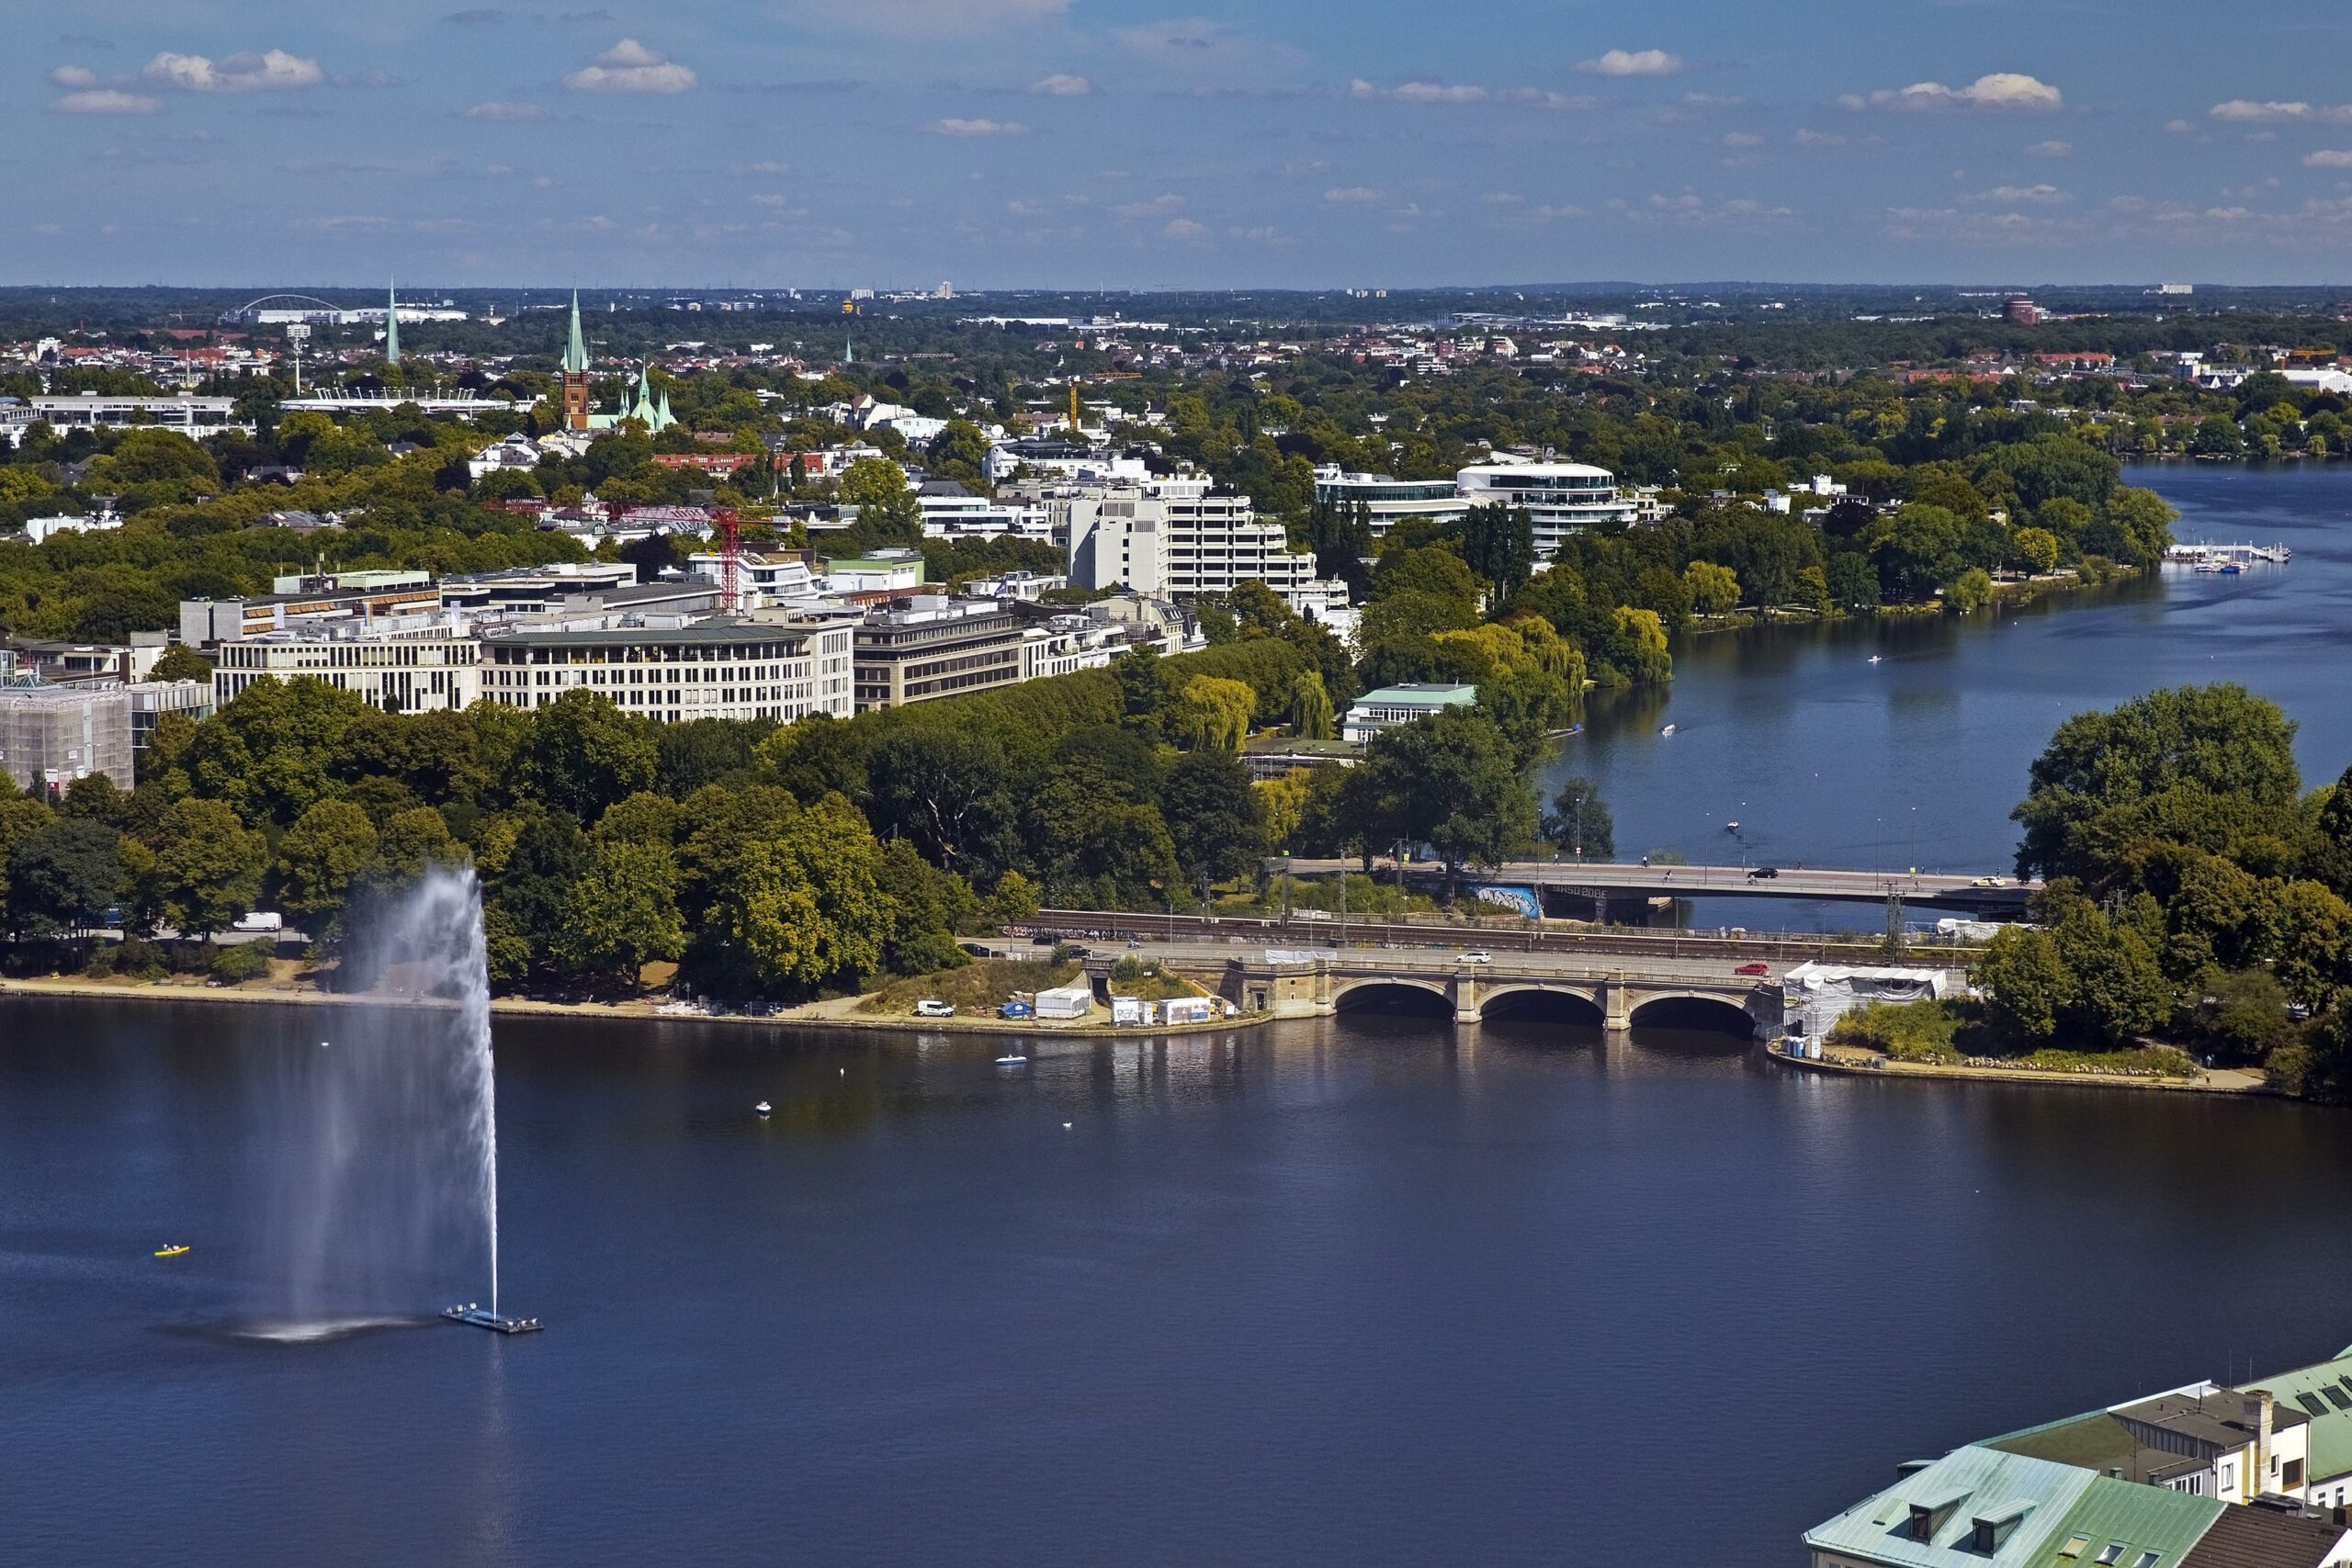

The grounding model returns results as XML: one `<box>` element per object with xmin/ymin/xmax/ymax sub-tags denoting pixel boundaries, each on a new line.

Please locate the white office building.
<box><xmin>15</xmin><ymin>394</ymin><xmax>248</xmax><ymax>440</ymax></box>
<box><xmin>1055</xmin><ymin>479</ymin><xmax>1323</xmax><ymax>608</ymax></box>
<box><xmin>1453</xmin><ymin>461</ymin><xmax>1640</xmax><ymax>558</ymax></box>
<box><xmin>1313</xmin><ymin>468</ymin><xmax>1469</xmax><ymax>537</ymax></box>
<box><xmin>918</xmin><ymin>485</ymin><xmax>1052</xmax><ymax>541</ymax></box>
<box><xmin>481</xmin><ymin>619</ymin><xmax>853</xmax><ymax>723</ymax></box>
<box><xmin>213</xmin><ymin>628</ymin><xmax>482</xmax><ymax>714</ymax></box>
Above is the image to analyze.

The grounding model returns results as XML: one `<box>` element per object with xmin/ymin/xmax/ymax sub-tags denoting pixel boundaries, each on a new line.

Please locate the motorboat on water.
<box><xmin>1868</xmin><ymin>655</ymin><xmax>1883</xmax><ymax>664</ymax></box>
<box><xmin>1658</xmin><ymin>723</ymin><xmax>1677</xmax><ymax>737</ymax></box>
<box><xmin>1725</xmin><ymin>821</ymin><xmax>1741</xmax><ymax>833</ymax></box>
<box><xmin>154</xmin><ymin>1245</ymin><xmax>190</xmax><ymax>1258</ymax></box>
<box><xmin>754</xmin><ymin>1100</ymin><xmax>773</xmax><ymax>1117</ymax></box>
<box><xmin>994</xmin><ymin>1052</ymin><xmax>1029</xmax><ymax>1067</ymax></box>
<box><xmin>443</xmin><ymin>1304</ymin><xmax>542</xmax><ymax>1335</ymax></box>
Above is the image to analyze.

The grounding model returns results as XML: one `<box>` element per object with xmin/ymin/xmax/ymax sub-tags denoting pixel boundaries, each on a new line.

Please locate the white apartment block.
<box><xmin>918</xmin><ymin>489</ymin><xmax>1052</xmax><ymax>541</ymax></box>
<box><xmin>481</xmin><ymin>620</ymin><xmax>853</xmax><ymax>724</ymax></box>
<box><xmin>1051</xmin><ymin>478</ymin><xmax>1318</xmax><ymax>606</ymax></box>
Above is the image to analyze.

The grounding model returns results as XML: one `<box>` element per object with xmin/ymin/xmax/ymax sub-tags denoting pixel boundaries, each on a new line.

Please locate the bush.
<box><xmin>1829</xmin><ymin>998</ymin><xmax>1963</xmax><ymax>1063</ymax></box>
<box><xmin>209</xmin><ymin>941</ymin><xmax>273</xmax><ymax>984</ymax></box>
<box><xmin>116</xmin><ymin>938</ymin><xmax>167</xmax><ymax>979</ymax></box>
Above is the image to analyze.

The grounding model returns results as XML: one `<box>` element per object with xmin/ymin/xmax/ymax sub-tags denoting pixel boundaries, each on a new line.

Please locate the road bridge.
<box><xmin>1210</xmin><ymin>950</ymin><xmax>1802</xmax><ymax>1036</ymax></box>
<box><xmin>1280</xmin><ymin>858</ymin><xmax>2037</xmax><ymax>916</ymax></box>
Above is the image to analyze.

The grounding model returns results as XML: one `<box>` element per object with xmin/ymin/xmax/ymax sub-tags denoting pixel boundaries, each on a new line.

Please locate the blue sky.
<box><xmin>12</xmin><ymin>0</ymin><xmax>2352</xmax><ymax>288</ymax></box>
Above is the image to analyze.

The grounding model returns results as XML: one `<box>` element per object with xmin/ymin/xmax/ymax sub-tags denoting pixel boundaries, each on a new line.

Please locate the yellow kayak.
<box><xmin>154</xmin><ymin>1245</ymin><xmax>190</xmax><ymax>1258</ymax></box>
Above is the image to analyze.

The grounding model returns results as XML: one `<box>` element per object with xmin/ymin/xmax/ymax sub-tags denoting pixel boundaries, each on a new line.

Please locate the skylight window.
<box><xmin>2096</xmin><ymin>1545</ymin><xmax>2127</xmax><ymax>1566</ymax></box>
<box><xmin>2300</xmin><ymin>1393</ymin><xmax>2329</xmax><ymax>1416</ymax></box>
<box><xmin>2324</xmin><ymin>1386</ymin><xmax>2351</xmax><ymax>1412</ymax></box>
<box><xmin>2058</xmin><ymin>1537</ymin><xmax>2091</xmax><ymax>1559</ymax></box>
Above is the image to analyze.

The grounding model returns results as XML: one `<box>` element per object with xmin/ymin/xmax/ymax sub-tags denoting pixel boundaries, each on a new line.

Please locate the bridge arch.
<box><xmin>1477</xmin><ymin>984</ymin><xmax>1604</xmax><ymax>1025</ymax></box>
<box><xmin>1331</xmin><ymin>977</ymin><xmax>1454</xmax><ymax>1018</ymax></box>
<box><xmin>1627</xmin><ymin>991</ymin><xmax>1765</xmax><ymax>1037</ymax></box>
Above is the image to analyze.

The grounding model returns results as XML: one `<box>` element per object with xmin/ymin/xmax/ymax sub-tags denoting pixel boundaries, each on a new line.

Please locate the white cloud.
<box><xmin>1029</xmin><ymin>73</ymin><xmax>1092</xmax><ymax>96</ymax></box>
<box><xmin>1499</xmin><ymin>88</ymin><xmax>1600</xmax><ymax>111</ymax></box>
<box><xmin>2026</xmin><ymin>140</ymin><xmax>2071</xmax><ymax>157</ymax></box>
<box><xmin>1577</xmin><ymin>49</ymin><xmax>1683</xmax><ymax>77</ymax></box>
<box><xmin>2210</xmin><ymin>100</ymin><xmax>2352</xmax><ymax>123</ymax></box>
<box><xmin>1348</xmin><ymin>78</ymin><xmax>1487</xmax><ymax>103</ymax></box>
<box><xmin>143</xmin><ymin>49</ymin><xmax>322</xmax><ymax>93</ymax></box>
<box><xmin>932</xmin><ymin>117</ymin><xmax>1025</xmax><ymax>136</ymax></box>
<box><xmin>1965</xmin><ymin>183</ymin><xmax>2069</xmax><ymax>204</ymax></box>
<box><xmin>786</xmin><ymin>0</ymin><xmax>1067</xmax><ymax>32</ymax></box>
<box><xmin>1481</xmin><ymin>191</ymin><xmax>1525</xmax><ymax>205</ymax></box>
<box><xmin>1322</xmin><ymin>185</ymin><xmax>1383</xmax><ymax>205</ymax></box>
<box><xmin>2306</xmin><ymin>150</ymin><xmax>2352</xmax><ymax>168</ymax></box>
<box><xmin>1113</xmin><ymin>194</ymin><xmax>1185</xmax><ymax>218</ymax></box>
<box><xmin>465</xmin><ymin>101</ymin><xmax>549</xmax><ymax>120</ymax></box>
<box><xmin>1721</xmin><ymin>131</ymin><xmax>1764</xmax><ymax>147</ymax></box>
<box><xmin>1843</xmin><ymin>73</ymin><xmax>2063</xmax><ymax>113</ymax></box>
<box><xmin>2165</xmin><ymin>119</ymin><xmax>2194</xmax><ymax>133</ymax></box>
<box><xmin>562</xmin><ymin>39</ymin><xmax>696</xmax><ymax>94</ymax></box>
<box><xmin>50</xmin><ymin>89</ymin><xmax>162</xmax><ymax>115</ymax></box>
<box><xmin>1162</xmin><ymin>218</ymin><xmax>1209</xmax><ymax>240</ymax></box>
<box><xmin>51</xmin><ymin>66</ymin><xmax>102</xmax><ymax>88</ymax></box>
<box><xmin>1792</xmin><ymin>129</ymin><xmax>1847</xmax><ymax>146</ymax></box>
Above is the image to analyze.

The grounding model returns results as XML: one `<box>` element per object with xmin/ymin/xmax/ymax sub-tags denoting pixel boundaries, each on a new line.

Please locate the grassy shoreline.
<box><xmin>0</xmin><ymin>973</ymin><xmax>1264</xmax><ymax>1040</ymax></box>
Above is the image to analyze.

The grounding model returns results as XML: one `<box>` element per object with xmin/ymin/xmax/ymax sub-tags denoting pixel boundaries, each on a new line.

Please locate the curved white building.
<box><xmin>1454</xmin><ymin>461</ymin><xmax>1638</xmax><ymax>558</ymax></box>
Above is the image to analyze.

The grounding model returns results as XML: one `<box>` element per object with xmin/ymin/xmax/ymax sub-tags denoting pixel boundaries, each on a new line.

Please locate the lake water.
<box><xmin>13</xmin><ymin>468</ymin><xmax>2352</xmax><ymax>1565</ymax></box>
<box><xmin>10</xmin><ymin>995</ymin><xmax>2352</xmax><ymax>1567</ymax></box>
<box><xmin>1550</xmin><ymin>463</ymin><xmax>2352</xmax><ymax>930</ymax></box>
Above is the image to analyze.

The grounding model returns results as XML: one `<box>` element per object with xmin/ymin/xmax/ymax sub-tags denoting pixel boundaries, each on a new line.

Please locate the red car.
<box><xmin>1735</xmin><ymin>962</ymin><xmax>1771</xmax><ymax>976</ymax></box>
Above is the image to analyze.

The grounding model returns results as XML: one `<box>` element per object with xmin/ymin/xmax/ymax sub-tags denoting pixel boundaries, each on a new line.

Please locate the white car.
<box><xmin>913</xmin><ymin>999</ymin><xmax>956</xmax><ymax>1019</ymax></box>
<box><xmin>1461</xmin><ymin>950</ymin><xmax>1493</xmax><ymax>964</ymax></box>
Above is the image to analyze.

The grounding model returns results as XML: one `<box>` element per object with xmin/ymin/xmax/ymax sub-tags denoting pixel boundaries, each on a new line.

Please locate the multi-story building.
<box><xmin>918</xmin><ymin>482</ymin><xmax>1051</xmax><ymax>541</ymax></box>
<box><xmin>130</xmin><ymin>679</ymin><xmax>214</xmax><ymax>753</ymax></box>
<box><xmin>8</xmin><ymin>394</ymin><xmax>247</xmax><ymax>441</ymax></box>
<box><xmin>1313</xmin><ymin>468</ymin><xmax>1469</xmax><ymax>537</ymax></box>
<box><xmin>1341</xmin><ymin>683</ymin><xmax>1479</xmax><ymax>743</ymax></box>
<box><xmin>213</xmin><ymin>628</ymin><xmax>482</xmax><ymax>714</ymax></box>
<box><xmin>0</xmin><ymin>674</ymin><xmax>133</xmax><ymax>793</ymax></box>
<box><xmin>181</xmin><ymin>572</ymin><xmax>443</xmax><ymax>648</ymax></box>
<box><xmin>1453</xmin><ymin>461</ymin><xmax>1641</xmax><ymax>558</ymax></box>
<box><xmin>1051</xmin><ymin>478</ymin><xmax>1323</xmax><ymax>607</ymax></box>
<box><xmin>481</xmin><ymin>618</ymin><xmax>853</xmax><ymax>723</ymax></box>
<box><xmin>853</xmin><ymin>598</ymin><xmax>1025</xmax><ymax>711</ymax></box>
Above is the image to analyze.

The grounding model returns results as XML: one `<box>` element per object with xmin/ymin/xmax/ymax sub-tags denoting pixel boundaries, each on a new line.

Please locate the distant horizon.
<box><xmin>1</xmin><ymin>279</ymin><xmax>2345</xmax><ymax>299</ymax></box>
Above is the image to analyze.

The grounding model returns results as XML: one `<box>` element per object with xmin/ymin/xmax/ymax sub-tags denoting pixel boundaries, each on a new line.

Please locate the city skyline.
<box><xmin>13</xmin><ymin>1</ymin><xmax>2352</xmax><ymax>288</ymax></box>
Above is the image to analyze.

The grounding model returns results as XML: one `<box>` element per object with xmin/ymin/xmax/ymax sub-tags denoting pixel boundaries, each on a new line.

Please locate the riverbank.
<box><xmin>1769</xmin><ymin>1042</ymin><xmax>2272</xmax><ymax>1097</ymax></box>
<box><xmin>0</xmin><ymin>973</ymin><xmax>1266</xmax><ymax>1041</ymax></box>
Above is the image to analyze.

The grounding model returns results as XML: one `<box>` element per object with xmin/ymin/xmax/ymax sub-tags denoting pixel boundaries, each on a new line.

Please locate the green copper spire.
<box><xmin>561</xmin><ymin>290</ymin><xmax>590</xmax><ymax>375</ymax></box>
<box><xmin>385</xmin><ymin>279</ymin><xmax>401</xmax><ymax>366</ymax></box>
<box><xmin>655</xmin><ymin>387</ymin><xmax>674</xmax><ymax>431</ymax></box>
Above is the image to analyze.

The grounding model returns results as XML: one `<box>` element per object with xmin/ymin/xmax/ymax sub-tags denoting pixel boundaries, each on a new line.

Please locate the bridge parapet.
<box><xmin>1223</xmin><ymin>953</ymin><xmax>1784</xmax><ymax>1038</ymax></box>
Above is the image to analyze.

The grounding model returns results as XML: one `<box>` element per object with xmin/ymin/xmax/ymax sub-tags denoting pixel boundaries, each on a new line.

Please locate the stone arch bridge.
<box><xmin>1218</xmin><ymin>953</ymin><xmax>1784</xmax><ymax>1037</ymax></box>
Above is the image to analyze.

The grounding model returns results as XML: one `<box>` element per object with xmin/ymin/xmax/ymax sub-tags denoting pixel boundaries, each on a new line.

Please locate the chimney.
<box><xmin>2247</xmin><ymin>1392</ymin><xmax>2275</xmax><ymax>1484</ymax></box>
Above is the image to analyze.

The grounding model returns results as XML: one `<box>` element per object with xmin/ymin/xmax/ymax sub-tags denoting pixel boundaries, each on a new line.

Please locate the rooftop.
<box><xmin>1350</xmin><ymin>683</ymin><xmax>1479</xmax><ymax>706</ymax></box>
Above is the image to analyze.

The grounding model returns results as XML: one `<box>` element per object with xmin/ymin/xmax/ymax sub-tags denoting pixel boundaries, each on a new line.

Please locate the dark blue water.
<box><xmin>1549</xmin><ymin>463</ymin><xmax>2352</xmax><ymax>929</ymax></box>
<box><xmin>7</xmin><ymin>996</ymin><xmax>2352</xmax><ymax>1566</ymax></box>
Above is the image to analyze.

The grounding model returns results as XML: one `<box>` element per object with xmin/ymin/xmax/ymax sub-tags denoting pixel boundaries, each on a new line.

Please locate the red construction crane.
<box><xmin>714</xmin><ymin>507</ymin><xmax>742</xmax><ymax>614</ymax></box>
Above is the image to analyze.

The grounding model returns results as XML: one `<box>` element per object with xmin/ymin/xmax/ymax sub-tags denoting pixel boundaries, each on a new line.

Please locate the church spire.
<box><xmin>562</xmin><ymin>290</ymin><xmax>590</xmax><ymax>375</ymax></box>
<box><xmin>384</xmin><ymin>278</ymin><xmax>401</xmax><ymax>366</ymax></box>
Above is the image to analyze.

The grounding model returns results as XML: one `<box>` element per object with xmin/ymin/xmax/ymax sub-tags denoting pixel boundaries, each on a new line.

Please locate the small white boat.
<box><xmin>1725</xmin><ymin>820</ymin><xmax>1740</xmax><ymax>832</ymax></box>
<box><xmin>1658</xmin><ymin>723</ymin><xmax>1677</xmax><ymax>737</ymax></box>
<box><xmin>1867</xmin><ymin>655</ymin><xmax>1883</xmax><ymax>665</ymax></box>
<box><xmin>754</xmin><ymin>1101</ymin><xmax>772</xmax><ymax>1117</ymax></box>
<box><xmin>994</xmin><ymin>1053</ymin><xmax>1029</xmax><ymax>1067</ymax></box>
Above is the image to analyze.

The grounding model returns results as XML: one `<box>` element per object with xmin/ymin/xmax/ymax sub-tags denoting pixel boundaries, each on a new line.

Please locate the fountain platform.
<box><xmin>443</xmin><ymin>1304</ymin><xmax>541</xmax><ymax>1335</ymax></box>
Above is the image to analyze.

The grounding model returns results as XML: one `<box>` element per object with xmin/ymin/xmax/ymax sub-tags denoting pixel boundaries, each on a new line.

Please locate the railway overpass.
<box><xmin>1279</xmin><ymin>858</ymin><xmax>2038</xmax><ymax>917</ymax></box>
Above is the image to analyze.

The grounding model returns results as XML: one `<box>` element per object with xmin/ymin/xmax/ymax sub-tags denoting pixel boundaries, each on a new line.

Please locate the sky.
<box><xmin>10</xmin><ymin>0</ymin><xmax>2352</xmax><ymax>290</ymax></box>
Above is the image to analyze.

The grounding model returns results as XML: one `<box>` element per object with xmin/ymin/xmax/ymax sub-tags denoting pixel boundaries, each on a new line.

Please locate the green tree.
<box><xmin>1348</xmin><ymin>708</ymin><xmax>1537</xmax><ymax>882</ymax></box>
<box><xmin>1287</xmin><ymin>670</ymin><xmax>1337</xmax><ymax>740</ymax></box>
<box><xmin>837</xmin><ymin>456</ymin><xmax>923</xmax><ymax>547</ymax></box>
<box><xmin>1544</xmin><ymin>777</ymin><xmax>1614</xmax><ymax>861</ymax></box>
<box><xmin>864</xmin><ymin>729</ymin><xmax>1018</xmax><ymax>878</ymax></box>
<box><xmin>1169</xmin><ymin>675</ymin><xmax>1256</xmax><ymax>751</ymax></box>
<box><xmin>1159</xmin><ymin>749</ymin><xmax>1268</xmax><ymax>891</ymax></box>
<box><xmin>2013</xmin><ymin>685</ymin><xmax>2301</xmax><ymax>882</ymax></box>
<box><xmin>1683</xmin><ymin>560</ymin><xmax>1741</xmax><ymax>617</ymax></box>
<box><xmin>2012</xmin><ymin>526</ymin><xmax>2061</xmax><ymax>575</ymax></box>
<box><xmin>6</xmin><ymin>818</ymin><xmax>125</xmax><ymax>942</ymax></box>
<box><xmin>552</xmin><ymin>838</ymin><xmax>686</xmax><ymax>992</ymax></box>
<box><xmin>1443</xmin><ymin>503</ymin><xmax>1536</xmax><ymax>600</ymax></box>
<box><xmin>695</xmin><ymin>794</ymin><xmax>890</xmax><ymax>996</ymax></box>
<box><xmin>1943</xmin><ymin>567</ymin><xmax>1993</xmax><ymax>614</ymax></box>
<box><xmin>1974</xmin><ymin>924</ymin><xmax>2070</xmax><ymax>1043</ymax></box>
<box><xmin>520</xmin><ymin>689</ymin><xmax>659</xmax><ymax>823</ymax></box>
<box><xmin>986</xmin><ymin>868</ymin><xmax>1040</xmax><ymax>923</ymax></box>
<box><xmin>148</xmin><ymin>645</ymin><xmax>213</xmax><ymax>684</ymax></box>
<box><xmin>275</xmin><ymin>799</ymin><xmax>379</xmax><ymax>939</ymax></box>
<box><xmin>149</xmin><ymin>797</ymin><xmax>266</xmax><ymax>947</ymax></box>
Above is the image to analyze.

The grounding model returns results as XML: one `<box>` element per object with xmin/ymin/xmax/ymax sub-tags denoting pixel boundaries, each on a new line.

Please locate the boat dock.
<box><xmin>2165</xmin><ymin>541</ymin><xmax>2291</xmax><ymax>564</ymax></box>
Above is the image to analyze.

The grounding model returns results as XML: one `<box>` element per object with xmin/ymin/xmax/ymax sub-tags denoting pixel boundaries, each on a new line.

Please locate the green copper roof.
<box><xmin>2244</xmin><ymin>1353</ymin><xmax>2352</xmax><ymax>1485</ymax></box>
<box><xmin>561</xmin><ymin>290</ymin><xmax>589</xmax><ymax>375</ymax></box>
<box><xmin>2025</xmin><ymin>1474</ymin><xmax>2219</xmax><ymax>1568</ymax></box>
<box><xmin>385</xmin><ymin>279</ymin><xmax>400</xmax><ymax>366</ymax></box>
